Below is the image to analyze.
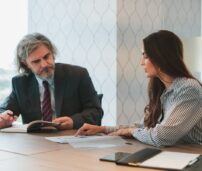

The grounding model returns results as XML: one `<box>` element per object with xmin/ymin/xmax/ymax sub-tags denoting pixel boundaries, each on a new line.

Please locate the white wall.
<box><xmin>0</xmin><ymin>0</ymin><xmax>28</xmax><ymax>101</ymax></box>
<box><xmin>183</xmin><ymin>37</ymin><xmax>202</xmax><ymax>81</ymax></box>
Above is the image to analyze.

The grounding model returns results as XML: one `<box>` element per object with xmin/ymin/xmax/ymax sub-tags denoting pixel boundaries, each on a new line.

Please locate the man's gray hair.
<box><xmin>16</xmin><ymin>33</ymin><xmax>57</xmax><ymax>74</ymax></box>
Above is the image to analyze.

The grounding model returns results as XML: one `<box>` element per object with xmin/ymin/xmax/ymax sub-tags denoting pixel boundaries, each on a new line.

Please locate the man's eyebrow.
<box><xmin>31</xmin><ymin>59</ymin><xmax>41</xmax><ymax>63</ymax></box>
<box><xmin>43</xmin><ymin>52</ymin><xmax>51</xmax><ymax>58</ymax></box>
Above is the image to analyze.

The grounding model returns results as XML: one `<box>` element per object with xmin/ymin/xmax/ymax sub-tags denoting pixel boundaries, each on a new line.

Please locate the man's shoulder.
<box><xmin>55</xmin><ymin>63</ymin><xmax>87</xmax><ymax>73</ymax></box>
<box><xmin>12</xmin><ymin>73</ymin><xmax>35</xmax><ymax>82</ymax></box>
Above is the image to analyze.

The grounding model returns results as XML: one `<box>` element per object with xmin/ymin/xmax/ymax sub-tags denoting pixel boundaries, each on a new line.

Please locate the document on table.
<box><xmin>139</xmin><ymin>151</ymin><xmax>200</xmax><ymax>170</ymax></box>
<box><xmin>45</xmin><ymin>135</ymin><xmax>127</xmax><ymax>148</ymax></box>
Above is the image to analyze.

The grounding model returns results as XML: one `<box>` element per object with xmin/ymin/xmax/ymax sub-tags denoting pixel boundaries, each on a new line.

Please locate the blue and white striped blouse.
<box><xmin>133</xmin><ymin>77</ymin><xmax>202</xmax><ymax>147</ymax></box>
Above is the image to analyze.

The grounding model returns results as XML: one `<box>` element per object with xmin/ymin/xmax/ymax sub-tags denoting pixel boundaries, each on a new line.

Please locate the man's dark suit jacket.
<box><xmin>0</xmin><ymin>63</ymin><xmax>103</xmax><ymax>129</ymax></box>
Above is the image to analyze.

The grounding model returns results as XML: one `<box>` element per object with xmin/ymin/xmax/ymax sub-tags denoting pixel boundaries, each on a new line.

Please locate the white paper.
<box><xmin>45</xmin><ymin>135</ymin><xmax>127</xmax><ymax>148</ymax></box>
<box><xmin>140</xmin><ymin>151</ymin><xmax>200</xmax><ymax>170</ymax></box>
<box><xmin>0</xmin><ymin>122</ymin><xmax>28</xmax><ymax>133</ymax></box>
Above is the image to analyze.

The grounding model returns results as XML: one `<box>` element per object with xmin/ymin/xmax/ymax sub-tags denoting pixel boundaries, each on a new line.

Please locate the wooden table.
<box><xmin>0</xmin><ymin>130</ymin><xmax>201</xmax><ymax>171</ymax></box>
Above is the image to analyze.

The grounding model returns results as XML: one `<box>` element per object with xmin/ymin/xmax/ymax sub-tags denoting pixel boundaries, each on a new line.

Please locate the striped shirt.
<box><xmin>107</xmin><ymin>77</ymin><xmax>202</xmax><ymax>147</ymax></box>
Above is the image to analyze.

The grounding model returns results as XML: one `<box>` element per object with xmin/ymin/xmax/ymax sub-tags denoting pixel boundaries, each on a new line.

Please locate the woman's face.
<box><xmin>140</xmin><ymin>51</ymin><xmax>158</xmax><ymax>78</ymax></box>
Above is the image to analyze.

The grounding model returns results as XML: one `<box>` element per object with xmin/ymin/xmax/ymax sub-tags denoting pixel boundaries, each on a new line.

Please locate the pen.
<box><xmin>188</xmin><ymin>158</ymin><xmax>198</xmax><ymax>166</ymax></box>
<box><xmin>7</xmin><ymin>113</ymin><xmax>14</xmax><ymax>117</ymax></box>
<box><xmin>0</xmin><ymin>113</ymin><xmax>16</xmax><ymax>121</ymax></box>
<box><xmin>7</xmin><ymin>113</ymin><xmax>17</xmax><ymax>118</ymax></box>
<box><xmin>125</xmin><ymin>142</ymin><xmax>133</xmax><ymax>145</ymax></box>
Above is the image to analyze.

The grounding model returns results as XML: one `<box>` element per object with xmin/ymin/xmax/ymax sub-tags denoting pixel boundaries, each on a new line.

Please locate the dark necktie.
<box><xmin>42</xmin><ymin>81</ymin><xmax>53</xmax><ymax>121</ymax></box>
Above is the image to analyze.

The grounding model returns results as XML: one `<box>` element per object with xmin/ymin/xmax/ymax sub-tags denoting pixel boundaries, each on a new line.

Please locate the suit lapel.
<box><xmin>28</xmin><ymin>74</ymin><xmax>42</xmax><ymax>118</ymax></box>
<box><xmin>54</xmin><ymin>64</ymin><xmax>65</xmax><ymax>117</ymax></box>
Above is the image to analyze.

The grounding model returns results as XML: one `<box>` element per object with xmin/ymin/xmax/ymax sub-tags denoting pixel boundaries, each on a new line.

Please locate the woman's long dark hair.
<box><xmin>143</xmin><ymin>30</ymin><xmax>197</xmax><ymax>128</ymax></box>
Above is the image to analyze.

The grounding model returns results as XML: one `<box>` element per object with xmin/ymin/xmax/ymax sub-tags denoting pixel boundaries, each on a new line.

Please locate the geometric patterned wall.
<box><xmin>28</xmin><ymin>0</ymin><xmax>201</xmax><ymax>126</ymax></box>
<box><xmin>29</xmin><ymin>0</ymin><xmax>117</xmax><ymax>125</ymax></box>
<box><xmin>117</xmin><ymin>0</ymin><xmax>201</xmax><ymax>125</ymax></box>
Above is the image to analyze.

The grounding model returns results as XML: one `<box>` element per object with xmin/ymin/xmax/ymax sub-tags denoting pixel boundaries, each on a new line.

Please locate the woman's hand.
<box><xmin>75</xmin><ymin>123</ymin><xmax>106</xmax><ymax>136</ymax></box>
<box><xmin>108</xmin><ymin>128</ymin><xmax>134</xmax><ymax>137</ymax></box>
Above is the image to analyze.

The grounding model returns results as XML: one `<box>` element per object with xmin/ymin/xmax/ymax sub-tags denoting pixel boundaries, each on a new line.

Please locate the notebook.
<box><xmin>116</xmin><ymin>148</ymin><xmax>200</xmax><ymax>170</ymax></box>
<box><xmin>0</xmin><ymin>120</ymin><xmax>60</xmax><ymax>133</ymax></box>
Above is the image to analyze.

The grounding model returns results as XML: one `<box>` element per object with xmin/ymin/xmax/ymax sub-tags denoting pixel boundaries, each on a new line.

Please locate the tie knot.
<box><xmin>43</xmin><ymin>81</ymin><xmax>49</xmax><ymax>88</ymax></box>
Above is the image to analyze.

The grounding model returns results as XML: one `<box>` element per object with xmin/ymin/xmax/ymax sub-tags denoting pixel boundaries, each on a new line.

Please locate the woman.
<box><xmin>76</xmin><ymin>30</ymin><xmax>202</xmax><ymax>147</ymax></box>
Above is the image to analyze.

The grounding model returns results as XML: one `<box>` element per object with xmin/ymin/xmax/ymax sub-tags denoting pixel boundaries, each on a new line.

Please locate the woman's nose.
<box><xmin>140</xmin><ymin>57</ymin><xmax>144</xmax><ymax>65</ymax></box>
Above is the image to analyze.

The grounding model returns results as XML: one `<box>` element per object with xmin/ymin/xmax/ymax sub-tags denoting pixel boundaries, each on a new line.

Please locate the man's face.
<box><xmin>24</xmin><ymin>44</ymin><xmax>55</xmax><ymax>79</ymax></box>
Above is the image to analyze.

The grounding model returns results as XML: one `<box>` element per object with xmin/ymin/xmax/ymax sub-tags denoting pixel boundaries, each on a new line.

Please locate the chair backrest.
<box><xmin>98</xmin><ymin>94</ymin><xmax>103</xmax><ymax>106</ymax></box>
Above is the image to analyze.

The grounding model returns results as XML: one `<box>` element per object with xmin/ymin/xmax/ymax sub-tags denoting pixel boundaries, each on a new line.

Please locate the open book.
<box><xmin>0</xmin><ymin>120</ymin><xmax>60</xmax><ymax>133</ymax></box>
<box><xmin>115</xmin><ymin>148</ymin><xmax>200</xmax><ymax>170</ymax></box>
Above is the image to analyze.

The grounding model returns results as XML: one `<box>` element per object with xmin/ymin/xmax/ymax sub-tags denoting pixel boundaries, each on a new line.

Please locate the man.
<box><xmin>0</xmin><ymin>33</ymin><xmax>103</xmax><ymax>129</ymax></box>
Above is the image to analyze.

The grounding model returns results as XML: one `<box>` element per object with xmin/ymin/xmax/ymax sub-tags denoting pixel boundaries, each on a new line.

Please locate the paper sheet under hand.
<box><xmin>45</xmin><ymin>135</ymin><xmax>127</xmax><ymax>148</ymax></box>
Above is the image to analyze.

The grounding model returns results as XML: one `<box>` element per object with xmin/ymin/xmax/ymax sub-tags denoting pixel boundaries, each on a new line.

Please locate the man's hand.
<box><xmin>53</xmin><ymin>116</ymin><xmax>73</xmax><ymax>130</ymax></box>
<box><xmin>108</xmin><ymin>128</ymin><xmax>134</xmax><ymax>137</ymax></box>
<box><xmin>75</xmin><ymin>123</ymin><xmax>106</xmax><ymax>136</ymax></box>
<box><xmin>0</xmin><ymin>110</ymin><xmax>16</xmax><ymax>128</ymax></box>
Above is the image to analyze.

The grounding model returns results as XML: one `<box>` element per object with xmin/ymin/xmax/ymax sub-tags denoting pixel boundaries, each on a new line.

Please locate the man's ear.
<box><xmin>21</xmin><ymin>60</ymin><xmax>29</xmax><ymax>68</ymax></box>
<box><xmin>21</xmin><ymin>60</ymin><xmax>26</xmax><ymax>64</ymax></box>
